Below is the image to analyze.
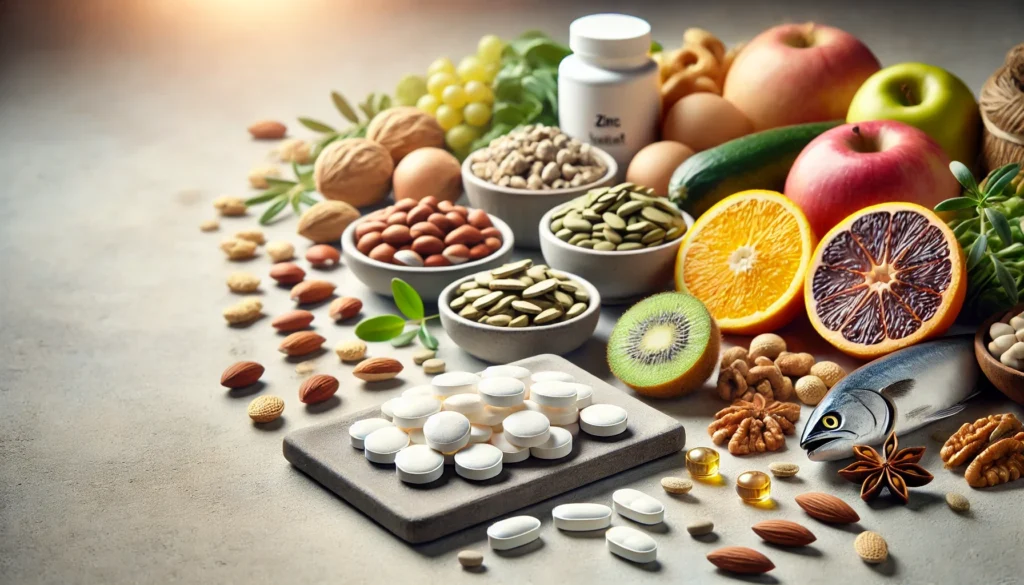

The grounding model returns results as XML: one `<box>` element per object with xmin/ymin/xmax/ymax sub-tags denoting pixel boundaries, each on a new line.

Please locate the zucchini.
<box><xmin>668</xmin><ymin>120</ymin><xmax>842</xmax><ymax>217</ymax></box>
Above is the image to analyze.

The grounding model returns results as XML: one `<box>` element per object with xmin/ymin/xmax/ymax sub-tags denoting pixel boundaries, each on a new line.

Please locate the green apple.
<box><xmin>846</xmin><ymin>62</ymin><xmax>980</xmax><ymax>165</ymax></box>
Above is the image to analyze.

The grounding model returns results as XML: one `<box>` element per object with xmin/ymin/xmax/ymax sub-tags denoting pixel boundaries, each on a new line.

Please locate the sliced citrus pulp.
<box><xmin>674</xmin><ymin>190</ymin><xmax>815</xmax><ymax>334</ymax></box>
<box><xmin>805</xmin><ymin>202</ymin><xmax>965</xmax><ymax>359</ymax></box>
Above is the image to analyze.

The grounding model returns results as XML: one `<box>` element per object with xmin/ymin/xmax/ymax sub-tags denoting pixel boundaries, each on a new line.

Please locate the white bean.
<box><xmin>991</xmin><ymin>322</ymin><xmax>1015</xmax><ymax>339</ymax></box>
<box><xmin>989</xmin><ymin>334</ymin><xmax>1017</xmax><ymax>357</ymax></box>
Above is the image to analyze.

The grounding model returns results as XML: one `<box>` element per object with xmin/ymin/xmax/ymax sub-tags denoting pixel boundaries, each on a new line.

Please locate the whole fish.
<box><xmin>800</xmin><ymin>335</ymin><xmax>979</xmax><ymax>461</ymax></box>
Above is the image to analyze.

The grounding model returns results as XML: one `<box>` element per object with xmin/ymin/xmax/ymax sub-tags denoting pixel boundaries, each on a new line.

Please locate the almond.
<box><xmin>795</xmin><ymin>492</ymin><xmax>860</xmax><ymax>524</ymax></box>
<box><xmin>329</xmin><ymin>296</ymin><xmax>363</xmax><ymax>321</ymax></box>
<box><xmin>298</xmin><ymin>374</ymin><xmax>340</xmax><ymax>404</ymax></box>
<box><xmin>290</xmin><ymin>279</ymin><xmax>336</xmax><ymax>304</ymax></box>
<box><xmin>271</xmin><ymin>310</ymin><xmax>315</xmax><ymax>332</ymax></box>
<box><xmin>248</xmin><ymin>120</ymin><xmax>287</xmax><ymax>139</ymax></box>
<box><xmin>279</xmin><ymin>331</ymin><xmax>326</xmax><ymax>356</ymax></box>
<box><xmin>706</xmin><ymin>546</ymin><xmax>774</xmax><ymax>574</ymax></box>
<box><xmin>269</xmin><ymin>262</ymin><xmax>305</xmax><ymax>285</ymax></box>
<box><xmin>751</xmin><ymin>520</ymin><xmax>816</xmax><ymax>547</ymax></box>
<box><xmin>306</xmin><ymin>244</ymin><xmax>341</xmax><ymax>267</ymax></box>
<box><xmin>220</xmin><ymin>361</ymin><xmax>264</xmax><ymax>388</ymax></box>
<box><xmin>352</xmin><ymin>357</ymin><xmax>403</xmax><ymax>382</ymax></box>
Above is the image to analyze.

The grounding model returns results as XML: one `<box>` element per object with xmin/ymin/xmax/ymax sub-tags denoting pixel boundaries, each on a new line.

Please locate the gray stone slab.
<box><xmin>283</xmin><ymin>354</ymin><xmax>685</xmax><ymax>543</ymax></box>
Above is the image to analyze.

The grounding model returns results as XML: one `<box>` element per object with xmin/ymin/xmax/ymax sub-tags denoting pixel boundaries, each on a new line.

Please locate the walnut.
<box><xmin>708</xmin><ymin>394</ymin><xmax>801</xmax><ymax>455</ymax></box>
<box><xmin>716</xmin><ymin>359</ymin><xmax>749</xmax><ymax>401</ymax></box>
<box><xmin>314</xmin><ymin>138</ymin><xmax>394</xmax><ymax>207</ymax></box>
<box><xmin>941</xmin><ymin>413</ymin><xmax>1023</xmax><ymax>468</ymax></box>
<box><xmin>365</xmin><ymin>107</ymin><xmax>445</xmax><ymax>164</ymax></box>
<box><xmin>965</xmin><ymin>433</ymin><xmax>1024</xmax><ymax>488</ymax></box>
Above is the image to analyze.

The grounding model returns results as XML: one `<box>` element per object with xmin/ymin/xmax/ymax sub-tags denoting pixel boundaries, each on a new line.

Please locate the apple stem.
<box><xmin>899</xmin><ymin>83</ymin><xmax>918</xmax><ymax>107</ymax></box>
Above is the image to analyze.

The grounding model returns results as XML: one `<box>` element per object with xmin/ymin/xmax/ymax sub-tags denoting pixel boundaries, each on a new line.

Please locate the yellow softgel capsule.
<box><xmin>736</xmin><ymin>471</ymin><xmax>772</xmax><ymax>502</ymax></box>
<box><xmin>685</xmin><ymin>447</ymin><xmax>720</xmax><ymax>478</ymax></box>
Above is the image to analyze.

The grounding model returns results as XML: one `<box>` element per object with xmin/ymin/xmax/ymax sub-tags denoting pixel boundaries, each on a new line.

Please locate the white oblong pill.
<box><xmin>380</xmin><ymin>397</ymin><xmax>398</xmax><ymax>421</ymax></box>
<box><xmin>471</xmin><ymin>403</ymin><xmax>525</xmax><ymax>426</ymax></box>
<box><xmin>402</xmin><ymin>384</ymin><xmax>435</xmax><ymax>399</ymax></box>
<box><xmin>530</xmin><ymin>426</ymin><xmax>573</xmax><ymax>460</ymax></box>
<box><xmin>408</xmin><ymin>428</ymin><xmax>426</xmax><ymax>444</ymax></box>
<box><xmin>580</xmin><ymin>404</ymin><xmax>628</xmax><ymax>437</ymax></box>
<box><xmin>606</xmin><ymin>526</ymin><xmax>657</xmax><ymax>563</ymax></box>
<box><xmin>487</xmin><ymin>516</ymin><xmax>541</xmax><ymax>550</ymax></box>
<box><xmin>454</xmin><ymin>443</ymin><xmax>504</xmax><ymax>481</ymax></box>
<box><xmin>525</xmin><ymin>400</ymin><xmax>579</xmax><ymax>425</ymax></box>
<box><xmin>552</xmin><ymin>503</ymin><xmax>612</xmax><ymax>531</ymax></box>
<box><xmin>443</xmin><ymin>393</ymin><xmax>485</xmax><ymax>417</ymax></box>
<box><xmin>612</xmin><ymin>488</ymin><xmax>665</xmax><ymax>525</ymax></box>
<box><xmin>481</xmin><ymin>365</ymin><xmax>531</xmax><ymax>383</ymax></box>
<box><xmin>470</xmin><ymin>424</ymin><xmax>493</xmax><ymax>443</ymax></box>
<box><xmin>423</xmin><ymin>411</ymin><xmax>471</xmax><ymax>453</ymax></box>
<box><xmin>530</xmin><ymin>380</ymin><xmax>579</xmax><ymax>408</ymax></box>
<box><xmin>503</xmin><ymin>410</ymin><xmax>551</xmax><ymax>448</ymax></box>
<box><xmin>572</xmin><ymin>384</ymin><xmax>594</xmax><ymax>409</ymax></box>
<box><xmin>556</xmin><ymin>422</ymin><xmax>579</xmax><ymax>435</ymax></box>
<box><xmin>489</xmin><ymin>432</ymin><xmax>530</xmax><ymax>463</ymax></box>
<box><xmin>478</xmin><ymin>377</ymin><xmax>527</xmax><ymax>407</ymax></box>
<box><xmin>349</xmin><ymin>418</ymin><xmax>393</xmax><ymax>449</ymax></box>
<box><xmin>431</xmin><ymin>371</ymin><xmax>480</xmax><ymax>397</ymax></box>
<box><xmin>394</xmin><ymin>444</ymin><xmax>444</xmax><ymax>484</ymax></box>
<box><xmin>363</xmin><ymin>427</ymin><xmax>410</xmax><ymax>464</ymax></box>
<box><xmin>530</xmin><ymin>371</ymin><xmax>575</xmax><ymax>385</ymax></box>
<box><xmin>390</xmin><ymin>396</ymin><xmax>442</xmax><ymax>429</ymax></box>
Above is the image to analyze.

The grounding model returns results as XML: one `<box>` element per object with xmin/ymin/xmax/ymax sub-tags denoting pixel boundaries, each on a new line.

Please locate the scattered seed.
<box><xmin>661</xmin><ymin>476</ymin><xmax>693</xmax><ymax>494</ymax></box>
<box><xmin>854</xmin><ymin>531</ymin><xmax>888</xmax><ymax>564</ymax></box>
<box><xmin>769</xmin><ymin>462</ymin><xmax>800</xmax><ymax>478</ymax></box>
<box><xmin>458</xmin><ymin>549</ymin><xmax>484</xmax><ymax>568</ymax></box>
<box><xmin>946</xmin><ymin>492</ymin><xmax>970</xmax><ymax>513</ymax></box>
<box><xmin>226</xmin><ymin>271</ymin><xmax>260</xmax><ymax>293</ymax></box>
<box><xmin>199</xmin><ymin>219</ymin><xmax>219</xmax><ymax>232</ymax></box>
<box><xmin>412</xmin><ymin>349</ymin><xmax>436</xmax><ymax>365</ymax></box>
<box><xmin>295</xmin><ymin>361</ymin><xmax>315</xmax><ymax>376</ymax></box>
<box><xmin>687</xmin><ymin>519</ymin><xmax>714</xmax><ymax>536</ymax></box>
<box><xmin>335</xmin><ymin>340</ymin><xmax>367</xmax><ymax>362</ymax></box>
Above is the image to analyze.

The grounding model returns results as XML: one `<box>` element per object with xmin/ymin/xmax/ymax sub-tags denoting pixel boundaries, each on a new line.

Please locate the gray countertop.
<box><xmin>2</xmin><ymin>1</ymin><xmax>1023</xmax><ymax>583</ymax></box>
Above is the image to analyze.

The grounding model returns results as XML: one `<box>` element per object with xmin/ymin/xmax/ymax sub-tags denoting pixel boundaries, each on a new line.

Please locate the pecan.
<box><xmin>940</xmin><ymin>413</ymin><xmax>1023</xmax><ymax>468</ymax></box>
<box><xmin>708</xmin><ymin>394</ymin><xmax>801</xmax><ymax>455</ymax></box>
<box><xmin>965</xmin><ymin>432</ymin><xmax>1024</xmax><ymax>488</ymax></box>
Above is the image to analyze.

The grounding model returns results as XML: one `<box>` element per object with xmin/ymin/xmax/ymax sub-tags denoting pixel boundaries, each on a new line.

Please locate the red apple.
<box><xmin>784</xmin><ymin>120</ymin><xmax>959</xmax><ymax>237</ymax></box>
<box><xmin>724</xmin><ymin>23</ymin><xmax>881</xmax><ymax>130</ymax></box>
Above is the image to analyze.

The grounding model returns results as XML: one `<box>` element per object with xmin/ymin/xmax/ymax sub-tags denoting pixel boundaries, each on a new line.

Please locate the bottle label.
<box><xmin>591</xmin><ymin>115</ymin><xmax>625</xmax><ymax>146</ymax></box>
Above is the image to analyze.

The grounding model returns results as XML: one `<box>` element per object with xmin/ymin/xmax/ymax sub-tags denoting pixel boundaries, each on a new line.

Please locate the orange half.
<box><xmin>675</xmin><ymin>190</ymin><xmax>816</xmax><ymax>334</ymax></box>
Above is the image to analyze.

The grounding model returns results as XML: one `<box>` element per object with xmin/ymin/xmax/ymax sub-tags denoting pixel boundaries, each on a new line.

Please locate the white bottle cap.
<box><xmin>569</xmin><ymin>14</ymin><xmax>651</xmax><ymax>64</ymax></box>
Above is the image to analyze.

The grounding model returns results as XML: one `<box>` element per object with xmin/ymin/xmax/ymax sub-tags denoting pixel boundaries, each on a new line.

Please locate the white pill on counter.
<box><xmin>489</xmin><ymin>432</ymin><xmax>530</xmax><ymax>463</ymax></box>
<box><xmin>531</xmin><ymin>371</ymin><xmax>575</xmax><ymax>385</ymax></box>
<box><xmin>408</xmin><ymin>428</ymin><xmax>426</xmax><ymax>444</ymax></box>
<box><xmin>573</xmin><ymin>384</ymin><xmax>594</xmax><ymax>409</ymax></box>
<box><xmin>606</xmin><ymin>526</ymin><xmax>657</xmax><ymax>563</ymax></box>
<box><xmin>349</xmin><ymin>418</ymin><xmax>393</xmax><ymax>449</ymax></box>
<box><xmin>503</xmin><ymin>410</ymin><xmax>551</xmax><ymax>448</ymax></box>
<box><xmin>991</xmin><ymin>322</ymin><xmax>1015</xmax><ymax>339</ymax></box>
<box><xmin>423</xmin><ymin>411</ymin><xmax>472</xmax><ymax>453</ymax></box>
<box><xmin>363</xmin><ymin>427</ymin><xmax>410</xmax><ymax>464</ymax></box>
<box><xmin>470</xmin><ymin>424</ymin><xmax>493</xmax><ymax>443</ymax></box>
<box><xmin>487</xmin><ymin>516</ymin><xmax>541</xmax><ymax>550</ymax></box>
<box><xmin>525</xmin><ymin>400</ymin><xmax>579</xmax><ymax>425</ymax></box>
<box><xmin>530</xmin><ymin>426</ymin><xmax>573</xmax><ymax>460</ymax></box>
<box><xmin>481</xmin><ymin>365</ymin><xmax>531</xmax><ymax>383</ymax></box>
<box><xmin>530</xmin><ymin>380</ymin><xmax>579</xmax><ymax>408</ymax></box>
<box><xmin>454</xmin><ymin>443</ymin><xmax>504</xmax><ymax>481</ymax></box>
<box><xmin>380</xmin><ymin>397</ymin><xmax>398</xmax><ymax>421</ymax></box>
<box><xmin>478</xmin><ymin>377</ymin><xmax>527</xmax><ymax>407</ymax></box>
<box><xmin>556</xmin><ymin>422</ymin><xmax>579</xmax><ymax>435</ymax></box>
<box><xmin>471</xmin><ymin>403</ymin><xmax>526</xmax><ymax>426</ymax></box>
<box><xmin>612</xmin><ymin>489</ymin><xmax>665</xmax><ymax>525</ymax></box>
<box><xmin>394</xmin><ymin>444</ymin><xmax>444</xmax><ymax>484</ymax></box>
<box><xmin>391</xmin><ymin>396</ymin><xmax>443</xmax><ymax>429</ymax></box>
<box><xmin>443</xmin><ymin>393</ymin><xmax>485</xmax><ymax>417</ymax></box>
<box><xmin>580</xmin><ymin>404</ymin><xmax>628</xmax><ymax>437</ymax></box>
<box><xmin>431</xmin><ymin>371</ymin><xmax>480</xmax><ymax>397</ymax></box>
<box><xmin>402</xmin><ymin>384</ymin><xmax>435</xmax><ymax>399</ymax></box>
<box><xmin>552</xmin><ymin>503</ymin><xmax>612</xmax><ymax>531</ymax></box>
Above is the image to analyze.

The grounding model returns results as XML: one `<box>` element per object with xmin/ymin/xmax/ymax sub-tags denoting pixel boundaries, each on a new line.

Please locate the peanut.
<box><xmin>220</xmin><ymin>238</ymin><xmax>258</xmax><ymax>260</ymax></box>
<box><xmin>265</xmin><ymin>240</ymin><xmax>295</xmax><ymax>262</ymax></box>
<box><xmin>223</xmin><ymin>298</ymin><xmax>262</xmax><ymax>325</ymax></box>
<box><xmin>226</xmin><ymin>271</ymin><xmax>260</xmax><ymax>293</ymax></box>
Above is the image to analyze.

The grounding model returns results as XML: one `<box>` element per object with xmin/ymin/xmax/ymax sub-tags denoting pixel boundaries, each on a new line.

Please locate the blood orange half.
<box><xmin>805</xmin><ymin>202</ymin><xmax>965</xmax><ymax>359</ymax></box>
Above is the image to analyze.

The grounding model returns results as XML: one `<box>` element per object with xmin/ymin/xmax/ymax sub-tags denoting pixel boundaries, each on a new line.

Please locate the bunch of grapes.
<box><xmin>395</xmin><ymin>35</ymin><xmax>504</xmax><ymax>159</ymax></box>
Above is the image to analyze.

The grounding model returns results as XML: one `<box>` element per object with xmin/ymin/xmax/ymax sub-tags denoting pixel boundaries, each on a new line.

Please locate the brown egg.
<box><xmin>662</xmin><ymin>93</ymin><xmax>754</xmax><ymax>153</ymax></box>
<box><xmin>392</xmin><ymin>147</ymin><xmax>462</xmax><ymax>203</ymax></box>
<box><xmin>625</xmin><ymin>141</ymin><xmax>696</xmax><ymax>197</ymax></box>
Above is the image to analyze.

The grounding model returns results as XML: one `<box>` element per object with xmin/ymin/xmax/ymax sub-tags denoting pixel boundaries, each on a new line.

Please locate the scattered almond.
<box><xmin>278</xmin><ymin>331</ymin><xmax>326</xmax><ymax>356</ymax></box>
<box><xmin>248</xmin><ymin>165</ymin><xmax>281</xmax><ymax>189</ymax></box>
<box><xmin>768</xmin><ymin>462</ymin><xmax>800</xmax><ymax>478</ymax></box>
<box><xmin>199</xmin><ymin>219</ymin><xmax>220</xmax><ymax>232</ymax></box>
<box><xmin>226</xmin><ymin>271</ymin><xmax>260</xmax><ymax>293</ymax></box>
<box><xmin>412</xmin><ymin>349</ymin><xmax>436</xmax><ymax>365</ymax></box>
<box><xmin>221</xmin><ymin>238</ymin><xmax>258</xmax><ymax>260</ymax></box>
<box><xmin>290</xmin><ymin>280</ymin><xmax>336</xmax><ymax>304</ymax></box>
<box><xmin>748</xmin><ymin>333</ymin><xmax>786</xmax><ymax>361</ymax></box>
<box><xmin>752</xmin><ymin>520</ymin><xmax>816</xmax><ymax>547</ymax></box>
<box><xmin>213</xmin><ymin>195</ymin><xmax>247</xmax><ymax>216</ymax></box>
<box><xmin>248</xmin><ymin>395</ymin><xmax>285</xmax><ymax>423</ymax></box>
<box><xmin>248</xmin><ymin>120</ymin><xmax>287</xmax><ymax>139</ymax></box>
<box><xmin>457</xmin><ymin>549</ymin><xmax>484</xmax><ymax>569</ymax></box>
<box><xmin>220</xmin><ymin>361</ymin><xmax>264</xmax><ymax>388</ymax></box>
<box><xmin>297</xmin><ymin>200</ymin><xmax>360</xmax><ymax>243</ymax></box>
<box><xmin>810</xmin><ymin>361</ymin><xmax>846</xmax><ymax>388</ymax></box>
<box><xmin>795</xmin><ymin>492</ymin><xmax>860</xmax><ymax>524</ymax></box>
<box><xmin>422</xmin><ymin>358</ymin><xmax>446</xmax><ymax>374</ymax></box>
<box><xmin>271</xmin><ymin>309</ymin><xmax>315</xmax><ymax>332</ymax></box>
<box><xmin>335</xmin><ymin>340</ymin><xmax>367</xmax><ymax>362</ymax></box>
<box><xmin>306</xmin><ymin>244</ymin><xmax>342</xmax><ymax>267</ymax></box>
<box><xmin>277</xmin><ymin>138</ymin><xmax>312</xmax><ymax>164</ymax></box>
<box><xmin>223</xmin><ymin>298</ymin><xmax>262</xmax><ymax>324</ymax></box>
<box><xmin>265</xmin><ymin>240</ymin><xmax>295</xmax><ymax>262</ymax></box>
<box><xmin>269</xmin><ymin>262</ymin><xmax>305</xmax><ymax>285</ymax></box>
<box><xmin>298</xmin><ymin>374</ymin><xmax>340</xmax><ymax>404</ymax></box>
<box><xmin>353</xmin><ymin>357</ymin><xmax>403</xmax><ymax>381</ymax></box>
<box><xmin>706</xmin><ymin>546</ymin><xmax>774</xmax><ymax>575</ymax></box>
<box><xmin>854</xmin><ymin>531</ymin><xmax>888</xmax><ymax>564</ymax></box>
<box><xmin>946</xmin><ymin>492</ymin><xmax>970</xmax><ymax>513</ymax></box>
<box><xmin>660</xmin><ymin>476</ymin><xmax>693</xmax><ymax>494</ymax></box>
<box><xmin>329</xmin><ymin>297</ymin><xmax>362</xmax><ymax>321</ymax></box>
<box><xmin>234</xmin><ymin>229</ymin><xmax>266</xmax><ymax>245</ymax></box>
<box><xmin>795</xmin><ymin>375</ymin><xmax>829</xmax><ymax>405</ymax></box>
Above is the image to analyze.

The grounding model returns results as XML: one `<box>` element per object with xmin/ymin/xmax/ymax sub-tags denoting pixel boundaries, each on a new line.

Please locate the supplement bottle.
<box><xmin>558</xmin><ymin>13</ymin><xmax>660</xmax><ymax>177</ymax></box>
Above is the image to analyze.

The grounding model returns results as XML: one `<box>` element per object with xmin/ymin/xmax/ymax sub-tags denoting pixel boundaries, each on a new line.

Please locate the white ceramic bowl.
<box><xmin>538</xmin><ymin>205</ymin><xmax>695</xmax><ymax>304</ymax></box>
<box><xmin>438</xmin><ymin>271</ymin><xmax>602</xmax><ymax>363</ymax></box>
<box><xmin>461</xmin><ymin>147</ymin><xmax>618</xmax><ymax>249</ymax></box>
<box><xmin>341</xmin><ymin>213</ymin><xmax>514</xmax><ymax>302</ymax></box>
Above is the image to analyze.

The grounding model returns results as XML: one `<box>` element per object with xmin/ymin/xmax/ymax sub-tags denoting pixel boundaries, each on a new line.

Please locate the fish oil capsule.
<box><xmin>686</xmin><ymin>447</ymin><xmax>720</xmax><ymax>478</ymax></box>
<box><xmin>736</xmin><ymin>471</ymin><xmax>772</xmax><ymax>502</ymax></box>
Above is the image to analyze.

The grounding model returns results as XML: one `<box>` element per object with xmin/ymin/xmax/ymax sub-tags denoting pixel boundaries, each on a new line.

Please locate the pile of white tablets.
<box><xmin>347</xmin><ymin>365</ymin><xmax>629</xmax><ymax>486</ymax></box>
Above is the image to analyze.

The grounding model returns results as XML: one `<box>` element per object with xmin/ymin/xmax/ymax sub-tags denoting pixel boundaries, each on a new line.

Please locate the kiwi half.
<box><xmin>607</xmin><ymin>292</ymin><xmax>719</xmax><ymax>398</ymax></box>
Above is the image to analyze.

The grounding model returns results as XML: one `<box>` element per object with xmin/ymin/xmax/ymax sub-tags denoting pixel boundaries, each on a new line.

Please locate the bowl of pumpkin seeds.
<box><xmin>538</xmin><ymin>182</ymin><xmax>694</xmax><ymax>303</ymax></box>
<box><xmin>438</xmin><ymin>258</ymin><xmax>601</xmax><ymax>363</ymax></box>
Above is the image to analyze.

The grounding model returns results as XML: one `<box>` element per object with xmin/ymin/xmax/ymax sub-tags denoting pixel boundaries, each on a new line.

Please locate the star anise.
<box><xmin>838</xmin><ymin>431</ymin><xmax>933</xmax><ymax>504</ymax></box>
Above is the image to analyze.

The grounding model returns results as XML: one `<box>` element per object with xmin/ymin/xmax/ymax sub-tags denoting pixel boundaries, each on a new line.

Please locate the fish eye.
<box><xmin>822</xmin><ymin>414</ymin><xmax>840</xmax><ymax>429</ymax></box>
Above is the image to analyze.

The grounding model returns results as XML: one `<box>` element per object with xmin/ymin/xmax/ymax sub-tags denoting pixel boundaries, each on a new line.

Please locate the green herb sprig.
<box><xmin>244</xmin><ymin>161</ymin><xmax>319</xmax><ymax>225</ymax></box>
<box><xmin>355</xmin><ymin>278</ymin><xmax>439</xmax><ymax>350</ymax></box>
<box><xmin>300</xmin><ymin>91</ymin><xmax>392</xmax><ymax>159</ymax></box>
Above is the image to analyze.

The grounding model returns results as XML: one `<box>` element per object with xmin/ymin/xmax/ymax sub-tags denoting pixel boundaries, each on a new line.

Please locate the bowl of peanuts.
<box><xmin>342</xmin><ymin>196</ymin><xmax>514</xmax><ymax>302</ymax></box>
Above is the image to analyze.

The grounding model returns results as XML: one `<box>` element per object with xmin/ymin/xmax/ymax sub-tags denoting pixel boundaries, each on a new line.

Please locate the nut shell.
<box><xmin>794</xmin><ymin>492</ymin><xmax>860</xmax><ymax>524</ymax></box>
<box><xmin>220</xmin><ymin>361</ymin><xmax>264</xmax><ymax>388</ymax></box>
<box><xmin>352</xmin><ymin>357</ymin><xmax>403</xmax><ymax>381</ymax></box>
<box><xmin>366</xmin><ymin>107</ymin><xmax>445</xmax><ymax>164</ymax></box>
<box><xmin>314</xmin><ymin>138</ymin><xmax>394</xmax><ymax>207</ymax></box>
<box><xmin>706</xmin><ymin>547</ymin><xmax>774</xmax><ymax>574</ymax></box>
<box><xmin>248</xmin><ymin>395</ymin><xmax>285</xmax><ymax>423</ymax></box>
<box><xmin>810</xmin><ymin>361</ymin><xmax>846</xmax><ymax>388</ymax></box>
<box><xmin>297</xmin><ymin>200</ymin><xmax>360</xmax><ymax>244</ymax></box>
<box><xmin>854</xmin><ymin>531</ymin><xmax>888</xmax><ymax>564</ymax></box>
<box><xmin>751</xmin><ymin>520</ymin><xmax>816</xmax><ymax>547</ymax></box>
<box><xmin>298</xmin><ymin>374</ymin><xmax>340</xmax><ymax>404</ymax></box>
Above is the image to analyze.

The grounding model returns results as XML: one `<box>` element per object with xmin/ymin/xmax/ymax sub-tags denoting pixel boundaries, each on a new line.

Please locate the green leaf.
<box><xmin>493</xmin><ymin>95</ymin><xmax>543</xmax><ymax>126</ymax></box>
<box><xmin>650</xmin><ymin>40</ymin><xmax>663</xmax><ymax>53</ymax></box>
<box><xmin>289</xmin><ymin>188</ymin><xmax>302</xmax><ymax>214</ymax></box>
<box><xmin>418</xmin><ymin>322</ymin><xmax>438</xmax><ymax>350</ymax></box>
<box><xmin>991</xmin><ymin>255</ymin><xmax>1019</xmax><ymax>304</ymax></box>
<box><xmin>265</xmin><ymin>177</ymin><xmax>297</xmax><ymax>187</ymax></box>
<box><xmin>355</xmin><ymin>315</ymin><xmax>406</xmax><ymax>342</ymax></box>
<box><xmin>934</xmin><ymin>197</ymin><xmax>978</xmax><ymax>212</ymax></box>
<box><xmin>949</xmin><ymin>161</ymin><xmax>979</xmax><ymax>195</ymax></box>
<box><xmin>967</xmin><ymin>234</ymin><xmax>988</xmax><ymax>271</ymax></box>
<box><xmin>376</xmin><ymin>93</ymin><xmax>392</xmax><ymax>113</ymax></box>
<box><xmin>987</xmin><ymin>164</ymin><xmax>1021</xmax><ymax>198</ymax></box>
<box><xmin>359</xmin><ymin>94</ymin><xmax>376</xmax><ymax>120</ymax></box>
<box><xmin>259</xmin><ymin>197</ymin><xmax>289</xmax><ymax>225</ymax></box>
<box><xmin>331</xmin><ymin>91</ymin><xmax>359</xmax><ymax>123</ymax></box>
<box><xmin>985</xmin><ymin>207</ymin><xmax>1014</xmax><ymax>246</ymax></box>
<box><xmin>245</xmin><ymin>186</ymin><xmax>289</xmax><ymax>205</ymax></box>
<box><xmin>391</xmin><ymin>278</ymin><xmax>424</xmax><ymax>320</ymax></box>
<box><xmin>952</xmin><ymin>220</ymin><xmax>975</xmax><ymax>238</ymax></box>
<box><xmin>298</xmin><ymin>117</ymin><xmax>336</xmax><ymax>133</ymax></box>
<box><xmin>299</xmin><ymin>192</ymin><xmax>319</xmax><ymax>206</ymax></box>
<box><xmin>390</xmin><ymin>328</ymin><xmax>418</xmax><ymax>347</ymax></box>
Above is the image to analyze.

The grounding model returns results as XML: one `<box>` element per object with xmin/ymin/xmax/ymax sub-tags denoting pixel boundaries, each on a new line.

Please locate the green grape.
<box><xmin>457</xmin><ymin>56</ymin><xmax>487</xmax><ymax>83</ymax></box>
<box><xmin>463</xmin><ymin>81</ymin><xmax>493</xmax><ymax>104</ymax></box>
<box><xmin>435</xmin><ymin>105</ymin><xmax>463</xmax><ymax>131</ymax></box>
<box><xmin>395</xmin><ymin>74</ymin><xmax>428</xmax><ymax>107</ymax></box>
<box><xmin>441</xmin><ymin>85</ymin><xmax>468</xmax><ymax>109</ymax></box>
<box><xmin>426</xmin><ymin>57</ymin><xmax>456</xmax><ymax>77</ymax></box>
<box><xmin>482</xmin><ymin>62</ymin><xmax>501</xmax><ymax>83</ymax></box>
<box><xmin>463</xmin><ymin>102</ymin><xmax>492</xmax><ymax>127</ymax></box>
<box><xmin>446</xmin><ymin>124</ymin><xmax>480</xmax><ymax>151</ymax></box>
<box><xmin>427</xmin><ymin>72</ymin><xmax>458</xmax><ymax>99</ymax></box>
<box><xmin>477</xmin><ymin>35</ymin><xmax>504</xmax><ymax>64</ymax></box>
<box><xmin>416</xmin><ymin>94</ymin><xmax>440</xmax><ymax>115</ymax></box>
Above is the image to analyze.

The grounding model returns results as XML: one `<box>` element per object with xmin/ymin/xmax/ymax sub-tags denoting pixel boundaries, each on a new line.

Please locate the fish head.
<box><xmin>800</xmin><ymin>387</ymin><xmax>893</xmax><ymax>461</ymax></box>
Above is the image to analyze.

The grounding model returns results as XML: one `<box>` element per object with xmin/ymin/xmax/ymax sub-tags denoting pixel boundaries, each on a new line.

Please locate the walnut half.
<box><xmin>965</xmin><ymin>433</ymin><xmax>1024</xmax><ymax>488</ymax></box>
<box><xmin>940</xmin><ymin>413</ymin><xmax>1023</xmax><ymax>468</ymax></box>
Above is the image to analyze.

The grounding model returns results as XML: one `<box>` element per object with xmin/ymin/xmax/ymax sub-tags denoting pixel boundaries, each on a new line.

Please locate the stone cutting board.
<box><xmin>282</xmin><ymin>354</ymin><xmax>686</xmax><ymax>543</ymax></box>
